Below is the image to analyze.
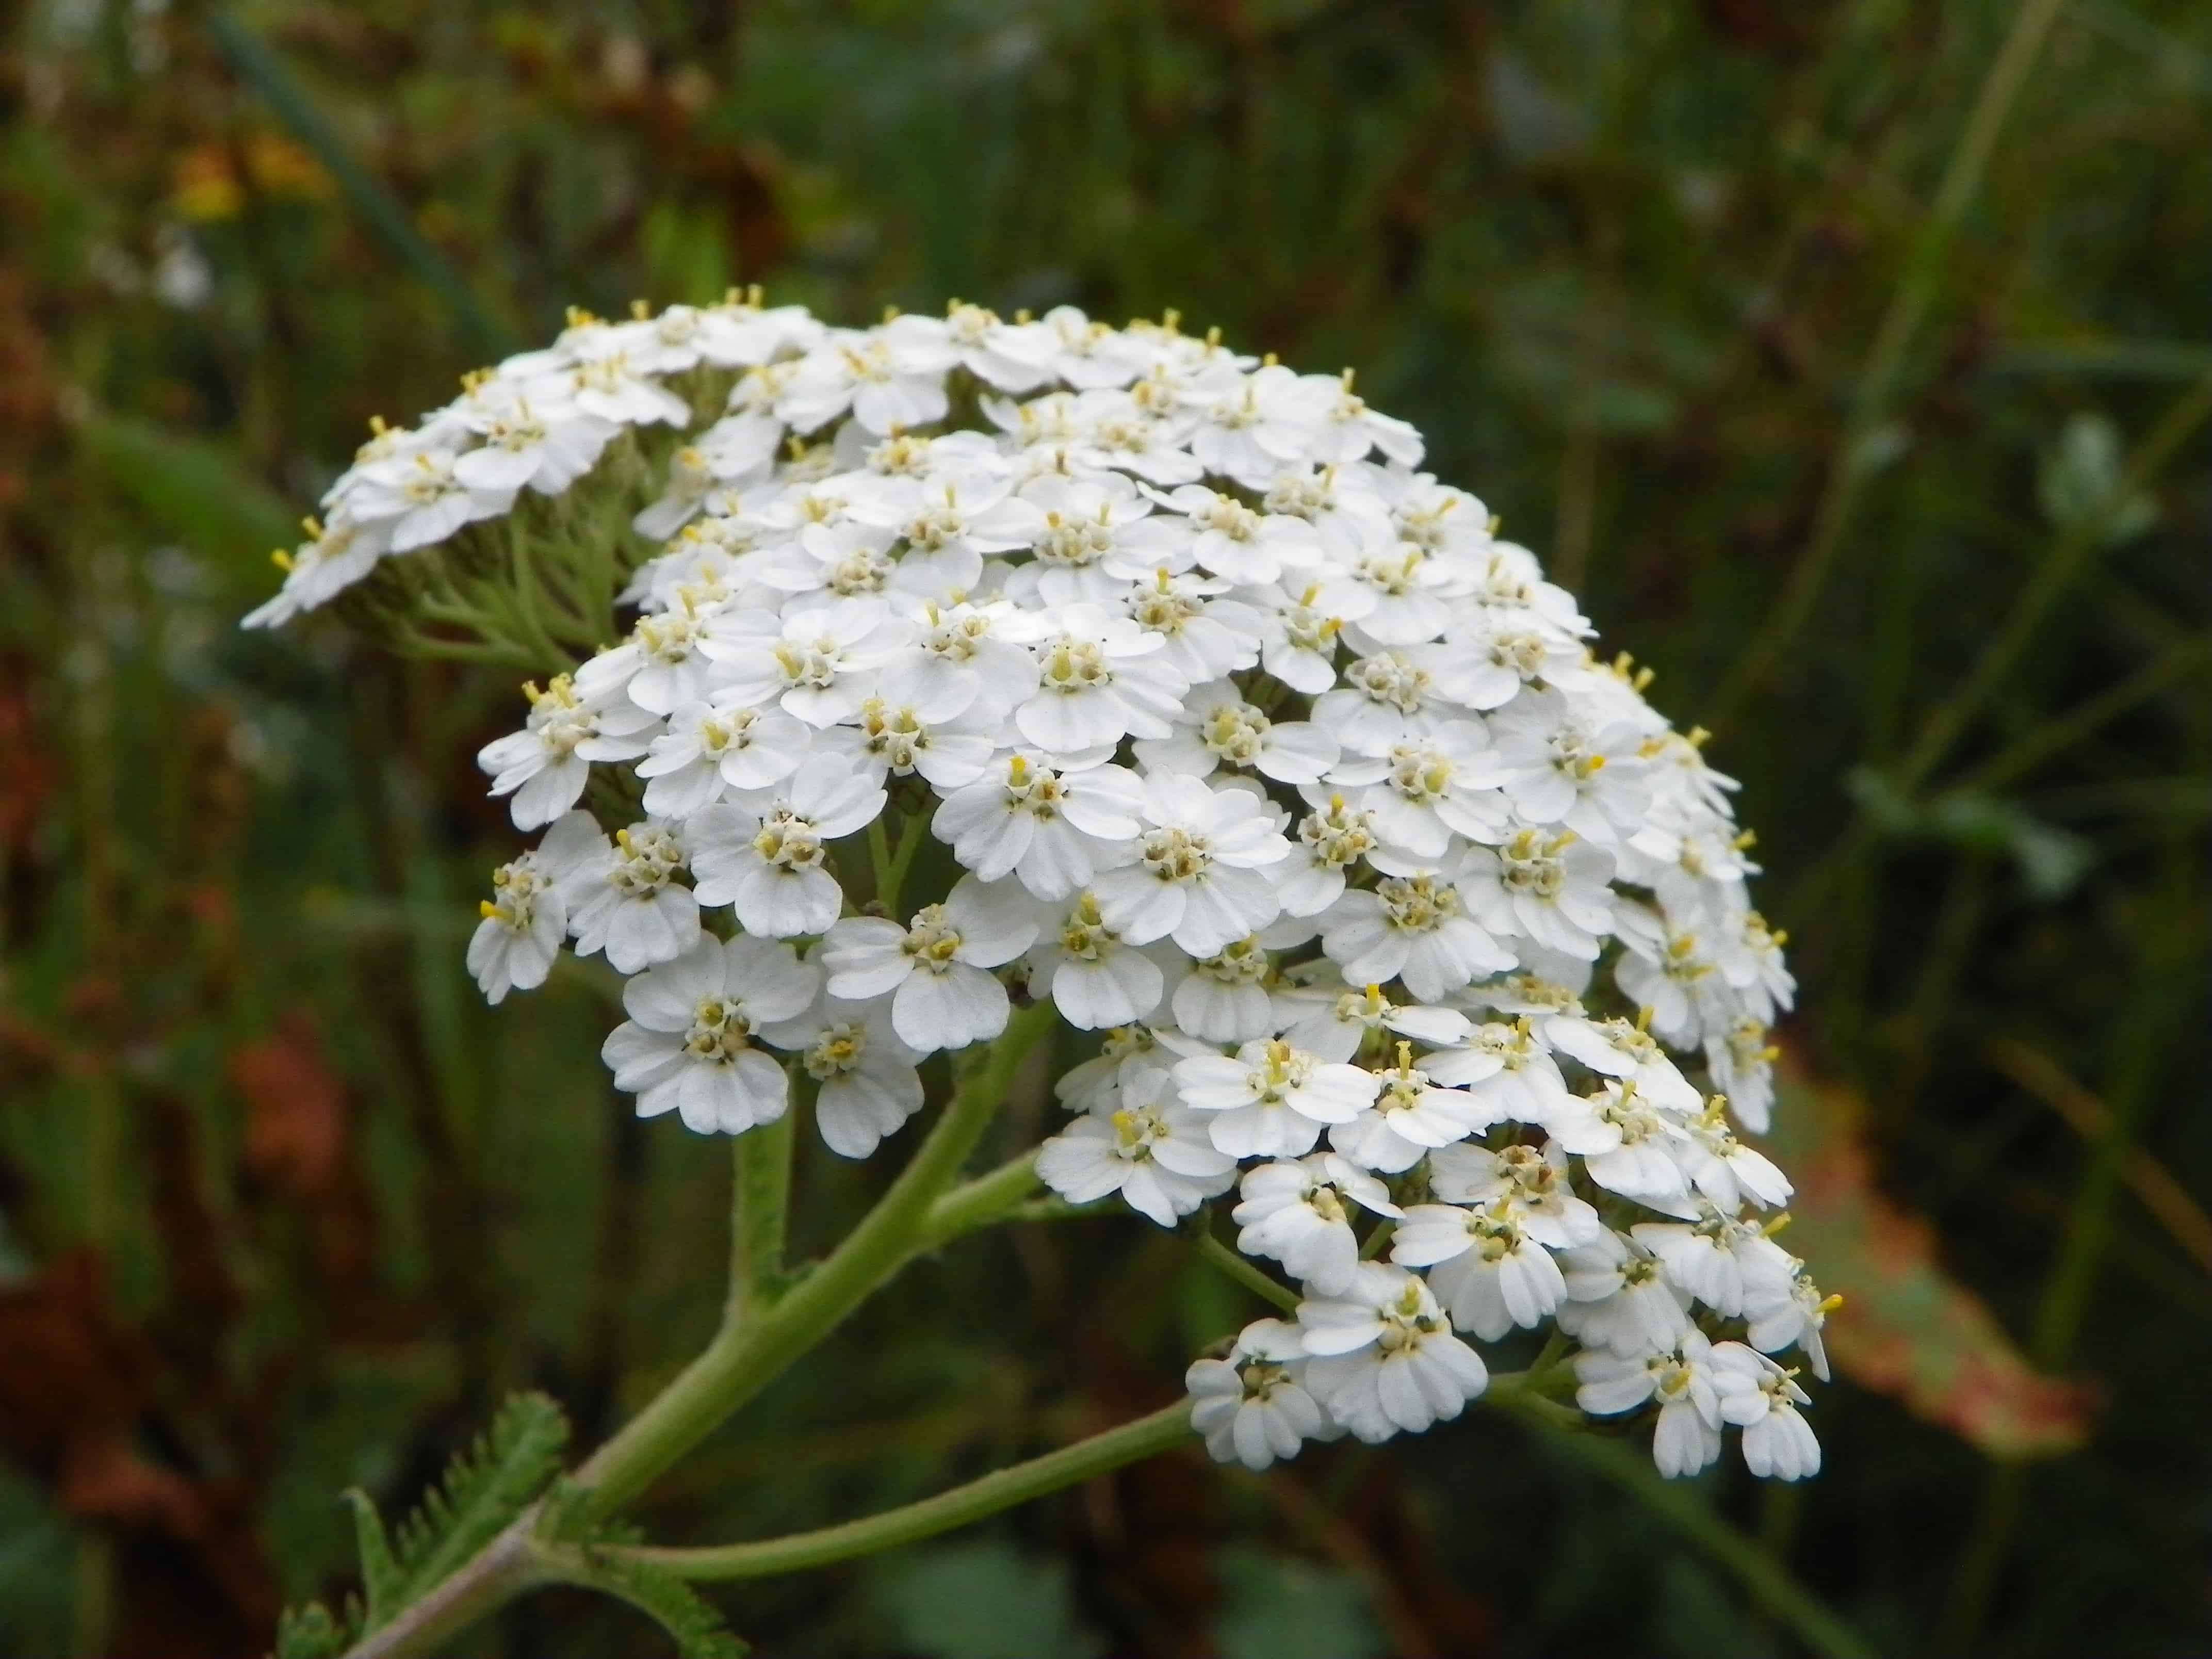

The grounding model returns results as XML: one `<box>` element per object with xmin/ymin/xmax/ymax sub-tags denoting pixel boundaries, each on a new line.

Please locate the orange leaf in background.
<box><xmin>230</xmin><ymin>1010</ymin><xmax>378</xmax><ymax>1287</ymax></box>
<box><xmin>233</xmin><ymin>1009</ymin><xmax>348</xmax><ymax>1192</ymax></box>
<box><xmin>1764</xmin><ymin>1053</ymin><xmax>2096</xmax><ymax>1458</ymax></box>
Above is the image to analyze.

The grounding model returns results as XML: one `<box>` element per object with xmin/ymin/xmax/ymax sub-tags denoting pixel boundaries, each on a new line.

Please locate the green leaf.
<box><xmin>867</xmin><ymin>1540</ymin><xmax>1105</xmax><ymax>1659</ymax></box>
<box><xmin>549</xmin><ymin>1538</ymin><xmax>749</xmax><ymax>1659</ymax></box>
<box><xmin>1213</xmin><ymin>1547</ymin><xmax>1385</xmax><ymax>1659</ymax></box>
<box><xmin>390</xmin><ymin>1392</ymin><xmax>571</xmax><ymax>1611</ymax></box>
<box><xmin>73</xmin><ymin>412</ymin><xmax>301</xmax><ymax>585</ymax></box>
<box><xmin>274</xmin><ymin>1601</ymin><xmax>350</xmax><ymax>1659</ymax></box>
<box><xmin>1846</xmin><ymin>769</ymin><xmax>2094</xmax><ymax>900</ymax></box>
<box><xmin>341</xmin><ymin>1488</ymin><xmax>403</xmax><ymax>1631</ymax></box>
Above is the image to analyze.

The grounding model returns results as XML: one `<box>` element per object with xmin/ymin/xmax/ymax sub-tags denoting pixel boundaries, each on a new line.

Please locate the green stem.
<box><xmin>1894</xmin><ymin>364</ymin><xmax>2212</xmax><ymax>793</ymax></box>
<box><xmin>727</xmin><ymin>1108</ymin><xmax>795</xmax><ymax>1326</ymax></box>
<box><xmin>921</xmin><ymin>1151</ymin><xmax>1044</xmax><ymax>1246</ymax></box>
<box><xmin>1537</xmin><ymin>1430</ymin><xmax>1879</xmax><ymax>1659</ymax></box>
<box><xmin>871</xmin><ymin>813</ymin><xmax>928</xmax><ymax>919</ymax></box>
<box><xmin>1710</xmin><ymin>0</ymin><xmax>2065</xmax><ymax>727</ymax></box>
<box><xmin>1951</xmin><ymin>636</ymin><xmax>2211</xmax><ymax>796</ymax></box>
<box><xmin>566</xmin><ymin>1000</ymin><xmax>1058</xmax><ymax>1524</ymax></box>
<box><xmin>202</xmin><ymin>12</ymin><xmax>515</xmax><ymax>362</ymax></box>
<box><xmin>1192</xmin><ymin>1229</ymin><xmax>1300</xmax><ymax>1314</ymax></box>
<box><xmin>612</xmin><ymin>1403</ymin><xmax>1192</xmax><ymax>1581</ymax></box>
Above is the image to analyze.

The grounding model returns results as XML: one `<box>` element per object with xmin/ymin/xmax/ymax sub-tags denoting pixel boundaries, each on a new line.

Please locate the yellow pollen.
<box><xmin>1735</xmin><ymin>829</ymin><xmax>1759</xmax><ymax>850</ymax></box>
<box><xmin>1763</xmin><ymin>1212</ymin><xmax>1794</xmax><ymax>1237</ymax></box>
<box><xmin>271</xmin><ymin>549</ymin><xmax>294</xmax><ymax>571</ymax></box>
<box><xmin>479</xmin><ymin>900</ymin><xmax>501</xmax><ymax>920</ymax></box>
<box><xmin>1817</xmin><ymin>1293</ymin><xmax>1845</xmax><ymax>1314</ymax></box>
<box><xmin>1635</xmin><ymin>1005</ymin><xmax>1654</xmax><ymax>1032</ymax></box>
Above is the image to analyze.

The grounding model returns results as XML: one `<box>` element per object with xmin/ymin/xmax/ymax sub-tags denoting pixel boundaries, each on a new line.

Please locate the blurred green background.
<box><xmin>2</xmin><ymin>1</ymin><xmax>2208</xmax><ymax>1655</ymax></box>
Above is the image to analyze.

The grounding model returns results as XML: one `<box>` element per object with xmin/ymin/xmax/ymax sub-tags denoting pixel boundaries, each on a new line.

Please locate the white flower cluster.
<box><xmin>247</xmin><ymin>295</ymin><xmax>1827</xmax><ymax>1483</ymax></box>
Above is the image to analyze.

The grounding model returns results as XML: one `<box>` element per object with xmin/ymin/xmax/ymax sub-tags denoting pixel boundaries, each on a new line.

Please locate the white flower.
<box><xmin>819</xmin><ymin>691</ymin><xmax>999</xmax><ymax>793</ymax></box>
<box><xmin>1575</xmin><ymin>1330</ymin><xmax>1727</xmax><ymax>1478</ymax></box>
<box><xmin>1091</xmin><ymin>772</ymin><xmax>1291</xmax><ymax>957</ymax></box>
<box><xmin>1009</xmin><ymin>602</ymin><xmax>1187</xmax><ymax>751</ymax></box>
<box><xmin>241</xmin><ymin>514</ymin><xmax>391</xmax><ymax>629</ymax></box>
<box><xmin>1489</xmin><ymin>690</ymin><xmax>1653</xmax><ymax>845</ymax></box>
<box><xmin>1676</xmin><ymin>1101</ymin><xmax>1794</xmax><ymax>1212</ymax></box>
<box><xmin>1613</xmin><ymin>907</ymin><xmax>1729</xmax><ymax>1045</ymax></box>
<box><xmin>1319</xmin><ymin>871</ymin><xmax>1514</xmax><ymax>1003</ymax></box>
<box><xmin>847</xmin><ymin>473</ymin><xmax>1045</xmax><ymax>598</ymax></box>
<box><xmin>704</xmin><ymin>600</ymin><xmax>909</xmax><ymax>729</ymax></box>
<box><xmin>466</xmin><ymin>827</ymin><xmax>580</xmax><ymax>1003</ymax></box>
<box><xmin>1148</xmin><ymin>483</ymin><xmax>1323</xmax><ymax>584</ymax></box>
<box><xmin>545</xmin><ymin>817</ymin><xmax>702</xmax><ymax>974</ymax></box>
<box><xmin>1556</xmin><ymin>1229</ymin><xmax>1694</xmax><ymax>1358</ymax></box>
<box><xmin>1705</xmin><ymin>1017</ymin><xmax>1780</xmax><ymax>1134</ymax></box>
<box><xmin>576</xmin><ymin>603</ymin><xmax>741</xmax><ymax>718</ymax></box>
<box><xmin>1175</xmin><ymin>1039</ymin><xmax>1381</xmax><ymax>1161</ymax></box>
<box><xmin>1631</xmin><ymin>1208</ymin><xmax>1796</xmax><ymax>1317</ymax></box>
<box><xmin>1034</xmin><ymin>1071</ymin><xmax>1235</xmax><ymax>1226</ymax></box>
<box><xmin>348</xmin><ymin>448</ymin><xmax>516</xmax><ymax>552</ymax></box>
<box><xmin>251</xmin><ymin>298</ymin><xmax>1819</xmax><ymax>1478</ymax></box>
<box><xmin>1544</xmin><ymin>1014</ymin><xmax>1704</xmax><ymax>1115</ymax></box>
<box><xmin>1133</xmin><ymin>679</ymin><xmax>1339</xmax><ymax>786</ymax></box>
<box><xmin>941</xmin><ymin>302</ymin><xmax>1062</xmax><ymax>391</ymax></box>
<box><xmin>1460</xmin><ymin>828</ymin><xmax>1616</xmax><ymax>961</ymax></box>
<box><xmin>1298</xmin><ymin>1263</ymin><xmax>1489</xmax><ymax>1443</ymax></box>
<box><xmin>1186</xmin><ymin>1318</ymin><xmax>1328</xmax><ymax>1471</ymax></box>
<box><xmin>1121</xmin><ymin>569</ymin><xmax>1265</xmax><ymax>684</ymax></box>
<box><xmin>1026</xmin><ymin>890</ymin><xmax>1166</xmax><ymax>1029</ymax></box>
<box><xmin>1232</xmin><ymin>1153</ymin><xmax>1400</xmax><ymax>1295</ymax></box>
<box><xmin>1418</xmin><ymin>1019</ymin><xmax>1574</xmax><ymax>1125</ymax></box>
<box><xmin>1745</xmin><ymin>1264</ymin><xmax>1835</xmax><ymax>1382</ymax></box>
<box><xmin>1328</xmin><ymin>1044</ymin><xmax>1496</xmax><ymax>1173</ymax></box>
<box><xmin>453</xmin><ymin>385</ymin><xmax>616</xmax><ymax>495</ymax></box>
<box><xmin>1712</xmin><ymin>1343</ymin><xmax>1821</xmax><ymax>1481</ymax></box>
<box><xmin>1330</xmin><ymin>722</ymin><xmax>1507</xmax><ymax>858</ymax></box>
<box><xmin>1547</xmin><ymin>1081</ymin><xmax>1694</xmax><ymax>1206</ymax></box>
<box><xmin>689</xmin><ymin>757</ymin><xmax>886</xmax><ymax>937</ymax></box>
<box><xmin>1271</xmin><ymin>975</ymin><xmax>1470</xmax><ymax>1063</ymax></box>
<box><xmin>476</xmin><ymin>674</ymin><xmax>657</xmax><ymax>831</ymax></box>
<box><xmin>932</xmin><ymin>752</ymin><xmax>1147</xmax><ymax>901</ymax></box>
<box><xmin>778</xmin><ymin>319</ymin><xmax>957</xmax><ymax>433</ymax></box>
<box><xmin>637</xmin><ymin>695</ymin><xmax>810</xmax><ymax>819</ymax></box>
<box><xmin>1167</xmin><ymin>935</ymin><xmax>1276</xmax><ymax>1043</ymax></box>
<box><xmin>762</xmin><ymin>993</ymin><xmax>926</xmax><ymax>1158</ymax></box>
<box><xmin>1391</xmin><ymin>1206</ymin><xmax>1566</xmax><ymax>1340</ymax></box>
<box><xmin>820</xmin><ymin>876</ymin><xmax>1037</xmax><ymax>1053</ymax></box>
<box><xmin>600</xmin><ymin>936</ymin><xmax>819</xmax><ymax>1134</ymax></box>
<box><xmin>1185</xmin><ymin>366</ymin><xmax>1326</xmax><ymax>488</ymax></box>
<box><xmin>1425</xmin><ymin>1140</ymin><xmax>1600</xmax><ymax>1249</ymax></box>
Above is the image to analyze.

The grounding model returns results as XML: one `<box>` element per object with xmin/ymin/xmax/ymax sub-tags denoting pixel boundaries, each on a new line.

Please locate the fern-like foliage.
<box><xmin>391</xmin><ymin>1392</ymin><xmax>571</xmax><ymax>1601</ymax></box>
<box><xmin>547</xmin><ymin>1532</ymin><xmax>749</xmax><ymax>1659</ymax></box>
<box><xmin>334</xmin><ymin>1390</ymin><xmax>572</xmax><ymax>1638</ymax></box>
<box><xmin>273</xmin><ymin>1601</ymin><xmax>349</xmax><ymax>1659</ymax></box>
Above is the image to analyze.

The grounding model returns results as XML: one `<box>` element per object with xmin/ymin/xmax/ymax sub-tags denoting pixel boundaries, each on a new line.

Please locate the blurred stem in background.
<box><xmin>1711</xmin><ymin>0</ymin><xmax>2067</xmax><ymax>728</ymax></box>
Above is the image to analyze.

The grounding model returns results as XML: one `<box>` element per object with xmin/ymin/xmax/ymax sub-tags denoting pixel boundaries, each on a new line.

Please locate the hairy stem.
<box><xmin>566</xmin><ymin>1000</ymin><xmax>1057</xmax><ymax>1524</ymax></box>
<box><xmin>920</xmin><ymin>1150</ymin><xmax>1044</xmax><ymax>1246</ymax></box>
<box><xmin>612</xmin><ymin>1403</ymin><xmax>1192</xmax><ymax>1581</ymax></box>
<box><xmin>727</xmin><ymin>1108</ymin><xmax>795</xmax><ymax>1327</ymax></box>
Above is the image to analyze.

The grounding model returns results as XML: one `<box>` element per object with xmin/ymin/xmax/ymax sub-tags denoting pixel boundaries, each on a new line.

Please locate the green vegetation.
<box><xmin>1</xmin><ymin>2</ymin><xmax>2204</xmax><ymax>1654</ymax></box>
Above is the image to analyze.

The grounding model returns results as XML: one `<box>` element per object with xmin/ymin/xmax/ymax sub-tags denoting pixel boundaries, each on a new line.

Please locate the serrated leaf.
<box><xmin>392</xmin><ymin>1391</ymin><xmax>571</xmax><ymax>1608</ymax></box>
<box><xmin>550</xmin><ymin>1543</ymin><xmax>749</xmax><ymax>1658</ymax></box>
<box><xmin>342</xmin><ymin>1488</ymin><xmax>403</xmax><ymax>1631</ymax></box>
<box><xmin>274</xmin><ymin>1601</ymin><xmax>350</xmax><ymax>1659</ymax></box>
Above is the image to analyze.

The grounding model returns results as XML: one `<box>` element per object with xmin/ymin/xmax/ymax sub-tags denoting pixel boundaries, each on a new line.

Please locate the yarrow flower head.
<box><xmin>247</xmin><ymin>294</ymin><xmax>1823</xmax><ymax>1487</ymax></box>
